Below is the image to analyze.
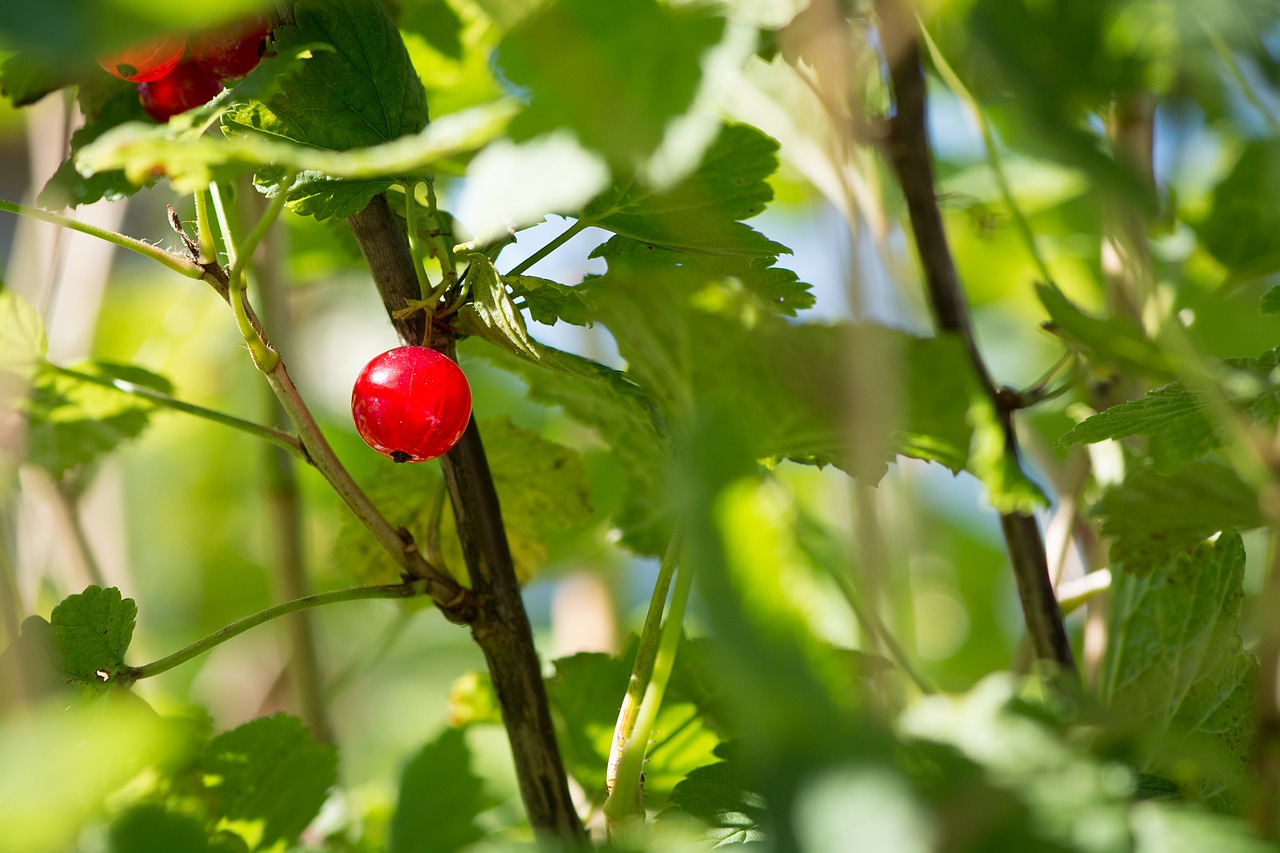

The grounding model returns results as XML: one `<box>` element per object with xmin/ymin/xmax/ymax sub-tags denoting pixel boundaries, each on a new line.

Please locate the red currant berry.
<box><xmin>97</xmin><ymin>33</ymin><xmax>188</xmax><ymax>82</ymax></box>
<box><xmin>351</xmin><ymin>347</ymin><xmax>472</xmax><ymax>463</ymax></box>
<box><xmin>136</xmin><ymin>60</ymin><xmax>225</xmax><ymax>122</ymax></box>
<box><xmin>190</xmin><ymin>13</ymin><xmax>271</xmax><ymax>79</ymax></box>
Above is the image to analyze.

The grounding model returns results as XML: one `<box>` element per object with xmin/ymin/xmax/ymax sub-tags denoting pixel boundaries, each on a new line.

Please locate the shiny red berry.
<box><xmin>97</xmin><ymin>33</ymin><xmax>188</xmax><ymax>82</ymax></box>
<box><xmin>190</xmin><ymin>13</ymin><xmax>271</xmax><ymax>79</ymax></box>
<box><xmin>351</xmin><ymin>347</ymin><xmax>472</xmax><ymax>463</ymax></box>
<box><xmin>136</xmin><ymin>60</ymin><xmax>225</xmax><ymax>122</ymax></box>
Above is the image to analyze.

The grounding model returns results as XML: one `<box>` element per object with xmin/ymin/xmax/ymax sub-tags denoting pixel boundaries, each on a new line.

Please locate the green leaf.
<box><xmin>40</xmin><ymin>73</ymin><xmax>149</xmax><ymax>208</ymax></box>
<box><xmin>591</xmin><ymin>235</ymin><xmax>814</xmax><ymax>316</ymax></box>
<box><xmin>446</xmin><ymin>670</ymin><xmax>502</xmax><ymax>727</ymax></box>
<box><xmin>583</xmin><ymin>269</ymin><xmax>978</xmax><ymax>482</ymax></box>
<box><xmin>496</xmin><ymin>0</ymin><xmax>724</xmax><ymax>166</ymax></box>
<box><xmin>399</xmin><ymin>0</ymin><xmax>465</xmax><ymax>61</ymax></box>
<box><xmin>462</xmin><ymin>341</ymin><xmax>671</xmax><ymax>555</ymax></box>
<box><xmin>108</xmin><ymin>804</ymin><xmax>212</xmax><ymax>853</ymax></box>
<box><xmin>660</xmin><ymin>755</ymin><xmax>767</xmax><ymax>846</ymax></box>
<box><xmin>0</xmin><ymin>51</ymin><xmax>81</xmax><ymax>107</ymax></box>
<box><xmin>48</xmin><ymin>585</ymin><xmax>137</xmax><ymax>690</ymax></box>
<box><xmin>337</xmin><ymin>417</ymin><xmax>592</xmax><ymax>584</ymax></box>
<box><xmin>1093</xmin><ymin>461</ymin><xmax>1263</xmax><ymax>571</ymax></box>
<box><xmin>901</xmin><ymin>674</ymin><xmax>1134</xmax><ymax>852</ymax></box>
<box><xmin>1101</xmin><ymin>533</ymin><xmax>1257</xmax><ymax>810</ymax></box>
<box><xmin>440</xmin><ymin>416</ymin><xmax>593</xmax><ymax>582</ymax></box>
<box><xmin>1198</xmin><ymin>139</ymin><xmax>1280</xmax><ymax>278</ymax></box>
<box><xmin>1057</xmin><ymin>348</ymin><xmax>1280</xmax><ymax>467</ymax></box>
<box><xmin>507</xmin><ymin>275</ymin><xmax>590</xmax><ymax>327</ymax></box>
<box><xmin>22</xmin><ymin>360</ymin><xmax>173</xmax><ymax>477</ymax></box>
<box><xmin>1260</xmin><ymin>285</ymin><xmax>1280</xmax><ymax>317</ymax></box>
<box><xmin>1035</xmin><ymin>282</ymin><xmax>1169</xmax><ymax>377</ymax></box>
<box><xmin>223</xmin><ymin>0</ymin><xmax>429</xmax><ymax>216</ymax></box>
<box><xmin>390</xmin><ymin>727</ymin><xmax>487</xmax><ymax>853</ymax></box>
<box><xmin>0</xmin><ymin>289</ymin><xmax>46</xmax><ymax>409</ymax></box>
<box><xmin>201</xmin><ymin>714</ymin><xmax>338</xmax><ymax>849</ymax></box>
<box><xmin>583</xmin><ymin>124</ymin><xmax>788</xmax><ymax>258</ymax></box>
<box><xmin>967</xmin><ymin>392</ymin><xmax>1049</xmax><ymax>513</ymax></box>
<box><xmin>1131</xmin><ymin>801</ymin><xmax>1273</xmax><ymax>853</ymax></box>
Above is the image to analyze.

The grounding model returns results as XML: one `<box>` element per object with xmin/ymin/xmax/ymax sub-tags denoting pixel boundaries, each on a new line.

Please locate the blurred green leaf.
<box><xmin>583</xmin><ymin>124</ymin><xmax>787</xmax><ymax>259</ymax></box>
<box><xmin>22</xmin><ymin>359</ymin><xmax>172</xmax><ymax>477</ymax></box>
<box><xmin>1036</xmin><ymin>283</ymin><xmax>1169</xmax><ymax>378</ymax></box>
<box><xmin>390</xmin><ymin>727</ymin><xmax>487</xmax><ymax>853</ymax></box>
<box><xmin>0</xmin><ymin>289</ymin><xmax>46</xmax><ymax>408</ymax></box>
<box><xmin>1131</xmin><ymin>801</ymin><xmax>1272</xmax><ymax>853</ymax></box>
<box><xmin>901</xmin><ymin>674</ymin><xmax>1134</xmax><ymax>853</ymax></box>
<box><xmin>1198</xmin><ymin>140</ymin><xmax>1280</xmax><ymax>279</ymax></box>
<box><xmin>1101</xmin><ymin>533</ymin><xmax>1256</xmax><ymax>810</ymax></box>
<box><xmin>1260</xmin><ymin>285</ymin><xmax>1280</xmax><ymax>317</ymax></box>
<box><xmin>447</xmin><ymin>670</ymin><xmax>502</xmax><ymax>727</ymax></box>
<box><xmin>398</xmin><ymin>0</ymin><xmax>465</xmax><ymax>61</ymax></box>
<box><xmin>40</xmin><ymin>73</ymin><xmax>149</xmax><ymax>208</ymax></box>
<box><xmin>496</xmin><ymin>0</ymin><xmax>723</xmax><ymax>167</ymax></box>
<box><xmin>0</xmin><ymin>51</ymin><xmax>83</xmax><ymax>107</ymax></box>
<box><xmin>201</xmin><ymin>714</ymin><xmax>337</xmax><ymax>849</ymax></box>
<box><xmin>108</xmin><ymin>804</ymin><xmax>213</xmax><ymax>853</ymax></box>
<box><xmin>1093</xmin><ymin>462</ymin><xmax>1262</xmax><ymax>571</ymax></box>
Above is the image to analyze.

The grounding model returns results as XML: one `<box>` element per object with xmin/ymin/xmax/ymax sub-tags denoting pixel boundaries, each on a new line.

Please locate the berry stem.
<box><xmin>505</xmin><ymin>217</ymin><xmax>588</xmax><ymax>277</ymax></box>
<box><xmin>125</xmin><ymin>580</ymin><xmax>431</xmax><ymax>682</ymax></box>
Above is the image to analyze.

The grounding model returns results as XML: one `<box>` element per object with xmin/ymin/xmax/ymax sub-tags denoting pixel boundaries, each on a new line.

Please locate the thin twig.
<box><xmin>876</xmin><ymin>0</ymin><xmax>1076</xmax><ymax>676</ymax></box>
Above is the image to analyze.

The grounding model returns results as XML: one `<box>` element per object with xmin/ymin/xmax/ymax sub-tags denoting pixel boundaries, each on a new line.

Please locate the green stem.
<box><xmin>210</xmin><ymin>182</ymin><xmax>241</xmax><ymax>269</ymax></box>
<box><xmin>0</xmin><ymin>197</ymin><xmax>204</xmax><ymax>279</ymax></box>
<box><xmin>404</xmin><ymin>181</ymin><xmax>433</xmax><ymax>302</ymax></box>
<box><xmin>194</xmin><ymin>188</ymin><xmax>218</xmax><ymax>265</ymax></box>
<box><xmin>126</xmin><ymin>581</ymin><xmax>428</xmax><ymax>682</ymax></box>
<box><xmin>917</xmin><ymin>22</ymin><xmax>1055</xmax><ymax>286</ymax></box>
<box><xmin>49</xmin><ymin>363</ymin><xmax>305</xmax><ymax>459</ymax></box>
<box><xmin>229</xmin><ymin>173</ymin><xmax>292</xmax><ymax>287</ymax></box>
<box><xmin>604</xmin><ymin>528</ymin><xmax>689</xmax><ymax>840</ymax></box>
<box><xmin>505</xmin><ymin>218</ymin><xmax>589</xmax><ymax>277</ymax></box>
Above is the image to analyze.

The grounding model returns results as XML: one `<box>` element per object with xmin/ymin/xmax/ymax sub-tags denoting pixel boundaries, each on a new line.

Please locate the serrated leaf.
<box><xmin>462</xmin><ymin>341</ymin><xmax>671</xmax><ymax>555</ymax></box>
<box><xmin>591</xmin><ymin>235</ymin><xmax>814</xmax><ymax>316</ymax></box>
<box><xmin>48</xmin><ymin>585</ymin><xmax>137</xmax><ymax>690</ymax></box>
<box><xmin>661</xmin><ymin>757</ymin><xmax>767</xmax><ymax>847</ymax></box>
<box><xmin>337</xmin><ymin>417</ymin><xmax>592</xmax><ymax>584</ymax></box>
<box><xmin>390</xmin><ymin>727</ymin><xmax>487</xmax><ymax>853</ymax></box>
<box><xmin>22</xmin><ymin>360</ymin><xmax>172</xmax><ymax>477</ymax></box>
<box><xmin>507</xmin><ymin>275</ymin><xmax>590</xmax><ymax>327</ymax></box>
<box><xmin>1101</xmin><ymin>533</ymin><xmax>1257</xmax><ymax>810</ymax></box>
<box><xmin>584</xmin><ymin>269</ymin><xmax>978</xmax><ymax>482</ymax></box>
<box><xmin>1093</xmin><ymin>462</ymin><xmax>1263</xmax><ymax>571</ymax></box>
<box><xmin>496</xmin><ymin>0</ymin><xmax>724</xmax><ymax>166</ymax></box>
<box><xmin>1058</xmin><ymin>349</ymin><xmax>1280</xmax><ymax>467</ymax></box>
<box><xmin>202</xmin><ymin>714</ymin><xmax>337</xmax><ymax>848</ymax></box>
<box><xmin>583</xmin><ymin>124</ymin><xmax>787</xmax><ymax>258</ymax></box>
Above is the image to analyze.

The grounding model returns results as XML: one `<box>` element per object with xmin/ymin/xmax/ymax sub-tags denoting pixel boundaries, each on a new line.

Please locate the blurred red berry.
<box><xmin>190</xmin><ymin>13</ymin><xmax>271</xmax><ymax>79</ymax></box>
<box><xmin>137</xmin><ymin>60</ymin><xmax>225</xmax><ymax>122</ymax></box>
<box><xmin>97</xmin><ymin>33</ymin><xmax>188</xmax><ymax>82</ymax></box>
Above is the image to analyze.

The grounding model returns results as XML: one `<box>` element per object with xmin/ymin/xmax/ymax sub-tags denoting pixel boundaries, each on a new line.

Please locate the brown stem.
<box><xmin>876</xmin><ymin>0</ymin><xmax>1077</xmax><ymax>676</ymax></box>
<box><xmin>347</xmin><ymin>194</ymin><xmax>586</xmax><ymax>842</ymax></box>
